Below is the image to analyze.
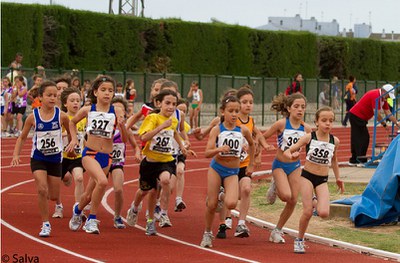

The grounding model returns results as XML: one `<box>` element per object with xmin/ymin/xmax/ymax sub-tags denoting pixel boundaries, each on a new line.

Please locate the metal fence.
<box><xmin>2</xmin><ymin>67</ymin><xmax>398</xmax><ymax>127</ymax></box>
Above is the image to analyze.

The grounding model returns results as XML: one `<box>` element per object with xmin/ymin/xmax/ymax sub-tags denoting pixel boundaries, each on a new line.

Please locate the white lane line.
<box><xmin>1</xmin><ymin>179</ymin><xmax>104</xmax><ymax>263</ymax></box>
<box><xmin>101</xmin><ymin>179</ymin><xmax>260</xmax><ymax>263</ymax></box>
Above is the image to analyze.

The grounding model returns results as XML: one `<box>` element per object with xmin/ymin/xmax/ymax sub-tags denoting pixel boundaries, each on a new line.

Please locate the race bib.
<box><xmin>306</xmin><ymin>140</ymin><xmax>335</xmax><ymax>165</ymax></box>
<box><xmin>86</xmin><ymin>111</ymin><xmax>115</xmax><ymax>139</ymax></box>
<box><xmin>280</xmin><ymin>129</ymin><xmax>305</xmax><ymax>151</ymax></box>
<box><xmin>111</xmin><ymin>143</ymin><xmax>125</xmax><ymax>164</ymax></box>
<box><xmin>149</xmin><ymin>130</ymin><xmax>174</xmax><ymax>154</ymax></box>
<box><xmin>218</xmin><ymin>130</ymin><xmax>243</xmax><ymax>158</ymax></box>
<box><xmin>37</xmin><ymin>130</ymin><xmax>62</xmax><ymax>155</ymax></box>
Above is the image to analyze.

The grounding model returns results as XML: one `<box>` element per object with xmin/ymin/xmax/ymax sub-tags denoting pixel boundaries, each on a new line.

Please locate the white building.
<box><xmin>257</xmin><ymin>14</ymin><xmax>339</xmax><ymax>36</ymax></box>
<box><xmin>354</xmin><ymin>23</ymin><xmax>372</xmax><ymax>38</ymax></box>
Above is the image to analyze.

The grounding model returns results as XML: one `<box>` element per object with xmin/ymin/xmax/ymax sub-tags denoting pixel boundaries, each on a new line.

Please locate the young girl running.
<box><xmin>263</xmin><ymin>93</ymin><xmax>312</xmax><ymax>244</ymax></box>
<box><xmin>109</xmin><ymin>97</ymin><xmax>141</xmax><ymax>229</ymax></box>
<box><xmin>200</xmin><ymin>95</ymin><xmax>255</xmax><ymax>248</ymax></box>
<box><xmin>67</xmin><ymin>75</ymin><xmax>127</xmax><ymax>234</ymax></box>
<box><xmin>11</xmin><ymin>81</ymin><xmax>71</xmax><ymax>237</ymax></box>
<box><xmin>57</xmin><ymin>87</ymin><xmax>87</xmax><ymax>218</ymax></box>
<box><xmin>217</xmin><ymin>87</ymin><xmax>273</xmax><ymax>239</ymax></box>
<box><xmin>156</xmin><ymin>81</ymin><xmax>191</xmax><ymax>227</ymax></box>
<box><xmin>126</xmin><ymin>78</ymin><xmax>165</xmax><ymax>221</ymax></box>
<box><xmin>283</xmin><ymin>106</ymin><xmax>344</xmax><ymax>253</ymax></box>
<box><xmin>126</xmin><ymin>89</ymin><xmax>186</xmax><ymax>235</ymax></box>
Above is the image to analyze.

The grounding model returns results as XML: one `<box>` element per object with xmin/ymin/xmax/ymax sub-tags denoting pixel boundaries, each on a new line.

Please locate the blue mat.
<box><xmin>332</xmin><ymin>136</ymin><xmax>400</xmax><ymax>227</ymax></box>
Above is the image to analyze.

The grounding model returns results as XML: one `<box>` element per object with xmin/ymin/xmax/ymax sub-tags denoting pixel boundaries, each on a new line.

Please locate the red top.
<box><xmin>350</xmin><ymin>89</ymin><xmax>389</xmax><ymax>121</ymax></box>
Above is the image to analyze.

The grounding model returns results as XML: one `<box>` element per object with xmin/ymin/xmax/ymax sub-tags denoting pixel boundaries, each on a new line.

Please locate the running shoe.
<box><xmin>269</xmin><ymin>228</ymin><xmax>285</xmax><ymax>243</ymax></box>
<box><xmin>159</xmin><ymin>214</ymin><xmax>172</xmax><ymax>228</ymax></box>
<box><xmin>39</xmin><ymin>223</ymin><xmax>51</xmax><ymax>237</ymax></box>
<box><xmin>52</xmin><ymin>204</ymin><xmax>63</xmax><ymax>218</ymax></box>
<box><xmin>126</xmin><ymin>208</ymin><xmax>139</xmax><ymax>227</ymax></box>
<box><xmin>216</xmin><ymin>224</ymin><xmax>227</xmax><ymax>239</ymax></box>
<box><xmin>69</xmin><ymin>204</ymin><xmax>83</xmax><ymax>231</ymax></box>
<box><xmin>114</xmin><ymin>216</ymin><xmax>126</xmax><ymax>229</ymax></box>
<box><xmin>234</xmin><ymin>224</ymin><xmax>250</xmax><ymax>238</ymax></box>
<box><xmin>83</xmin><ymin>219</ymin><xmax>100</xmax><ymax>234</ymax></box>
<box><xmin>154</xmin><ymin>205</ymin><xmax>162</xmax><ymax>221</ymax></box>
<box><xmin>174</xmin><ymin>198</ymin><xmax>187</xmax><ymax>212</ymax></box>
<box><xmin>294</xmin><ymin>238</ymin><xmax>306</xmax><ymax>254</ymax></box>
<box><xmin>200</xmin><ymin>232</ymin><xmax>214</xmax><ymax>248</ymax></box>
<box><xmin>146</xmin><ymin>220</ymin><xmax>157</xmax><ymax>236</ymax></box>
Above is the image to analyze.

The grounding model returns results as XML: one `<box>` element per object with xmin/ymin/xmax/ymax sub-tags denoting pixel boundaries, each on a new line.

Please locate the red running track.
<box><xmin>1</xmin><ymin>127</ymin><xmax>389</xmax><ymax>262</ymax></box>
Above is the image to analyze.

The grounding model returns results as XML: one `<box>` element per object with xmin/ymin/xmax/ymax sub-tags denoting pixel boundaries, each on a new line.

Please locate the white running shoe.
<box><xmin>159</xmin><ymin>214</ymin><xmax>172</xmax><ymax>228</ymax></box>
<box><xmin>83</xmin><ymin>219</ymin><xmax>100</xmax><ymax>234</ymax></box>
<box><xmin>266</xmin><ymin>179</ymin><xmax>277</xmax><ymax>205</ymax></box>
<box><xmin>126</xmin><ymin>208</ymin><xmax>139</xmax><ymax>227</ymax></box>
<box><xmin>294</xmin><ymin>238</ymin><xmax>306</xmax><ymax>254</ymax></box>
<box><xmin>52</xmin><ymin>204</ymin><xmax>63</xmax><ymax>218</ymax></box>
<box><xmin>269</xmin><ymin>228</ymin><xmax>285</xmax><ymax>243</ymax></box>
<box><xmin>39</xmin><ymin>223</ymin><xmax>51</xmax><ymax>237</ymax></box>
<box><xmin>69</xmin><ymin>204</ymin><xmax>83</xmax><ymax>231</ymax></box>
<box><xmin>200</xmin><ymin>232</ymin><xmax>214</xmax><ymax>248</ymax></box>
<box><xmin>225</xmin><ymin>217</ymin><xmax>232</xmax><ymax>229</ymax></box>
<box><xmin>146</xmin><ymin>220</ymin><xmax>157</xmax><ymax>236</ymax></box>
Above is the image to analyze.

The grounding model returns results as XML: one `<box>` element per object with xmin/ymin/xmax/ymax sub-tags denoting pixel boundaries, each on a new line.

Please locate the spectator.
<box><xmin>331</xmin><ymin>76</ymin><xmax>340</xmax><ymax>110</ymax></box>
<box><xmin>318</xmin><ymin>84</ymin><xmax>330</xmax><ymax>107</ymax></box>
<box><xmin>115</xmin><ymin>82</ymin><xmax>124</xmax><ymax>98</ymax></box>
<box><xmin>348</xmin><ymin>84</ymin><xmax>400</xmax><ymax>165</ymax></box>
<box><xmin>125</xmin><ymin>79</ymin><xmax>136</xmax><ymax>103</ymax></box>
<box><xmin>9</xmin><ymin>52</ymin><xmax>23</xmax><ymax>70</ymax></box>
<box><xmin>285</xmin><ymin>73</ymin><xmax>303</xmax><ymax>95</ymax></box>
<box><xmin>342</xmin><ymin>75</ymin><xmax>357</xmax><ymax>127</ymax></box>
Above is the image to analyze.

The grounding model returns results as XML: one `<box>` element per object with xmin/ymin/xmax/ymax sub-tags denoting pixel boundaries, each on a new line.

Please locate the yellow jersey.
<box><xmin>63</xmin><ymin>115</ymin><xmax>87</xmax><ymax>159</ymax></box>
<box><xmin>139</xmin><ymin>113</ymin><xmax>179</xmax><ymax>162</ymax></box>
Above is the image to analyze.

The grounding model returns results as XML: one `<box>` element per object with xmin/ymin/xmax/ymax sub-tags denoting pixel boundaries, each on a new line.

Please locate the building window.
<box><xmin>280</xmin><ymin>20</ymin><xmax>283</xmax><ymax>26</ymax></box>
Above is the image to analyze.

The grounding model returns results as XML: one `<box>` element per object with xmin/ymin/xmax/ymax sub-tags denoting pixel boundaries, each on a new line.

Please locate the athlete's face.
<box><xmin>160</xmin><ymin>95</ymin><xmax>177</xmax><ymax>117</ymax></box>
<box><xmin>239</xmin><ymin>94</ymin><xmax>254</xmax><ymax>115</ymax></box>
<box><xmin>316</xmin><ymin>110</ymin><xmax>334</xmax><ymax>133</ymax></box>
<box><xmin>288</xmin><ymin>98</ymin><xmax>306</xmax><ymax>121</ymax></box>
<box><xmin>2</xmin><ymin>78</ymin><xmax>9</xmax><ymax>88</ymax></box>
<box><xmin>65</xmin><ymin>93</ymin><xmax>81</xmax><ymax>114</ymax></box>
<box><xmin>151</xmin><ymin>83</ymin><xmax>161</xmax><ymax>100</ymax></box>
<box><xmin>56</xmin><ymin>81</ymin><xmax>68</xmax><ymax>101</ymax></box>
<box><xmin>113</xmin><ymin>102</ymin><xmax>126</xmax><ymax>114</ymax></box>
<box><xmin>221</xmin><ymin>101</ymin><xmax>240</xmax><ymax>125</ymax></box>
<box><xmin>95</xmin><ymin>82</ymin><xmax>114</xmax><ymax>104</ymax></box>
<box><xmin>40</xmin><ymin>86</ymin><xmax>58</xmax><ymax>108</ymax></box>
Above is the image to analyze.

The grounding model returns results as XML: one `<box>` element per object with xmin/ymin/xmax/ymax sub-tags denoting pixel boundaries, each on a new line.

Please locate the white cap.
<box><xmin>382</xmin><ymin>84</ymin><xmax>395</xmax><ymax>99</ymax></box>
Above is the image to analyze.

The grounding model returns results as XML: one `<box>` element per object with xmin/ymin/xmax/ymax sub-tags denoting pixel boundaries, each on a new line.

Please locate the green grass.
<box><xmin>251</xmin><ymin>181</ymin><xmax>400</xmax><ymax>254</ymax></box>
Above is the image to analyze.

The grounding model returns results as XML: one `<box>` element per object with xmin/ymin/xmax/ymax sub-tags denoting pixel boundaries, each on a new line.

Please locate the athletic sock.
<box><xmin>87</xmin><ymin>214</ymin><xmax>96</xmax><ymax>221</ymax></box>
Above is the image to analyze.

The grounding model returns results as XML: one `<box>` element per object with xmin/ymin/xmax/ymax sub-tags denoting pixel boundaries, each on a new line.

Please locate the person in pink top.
<box><xmin>348</xmin><ymin>84</ymin><xmax>400</xmax><ymax>164</ymax></box>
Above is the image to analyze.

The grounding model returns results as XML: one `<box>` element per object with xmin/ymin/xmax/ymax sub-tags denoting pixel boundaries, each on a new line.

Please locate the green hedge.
<box><xmin>2</xmin><ymin>2</ymin><xmax>400</xmax><ymax>81</ymax></box>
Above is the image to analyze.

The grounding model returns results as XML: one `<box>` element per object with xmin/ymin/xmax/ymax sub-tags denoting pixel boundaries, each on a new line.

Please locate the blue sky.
<box><xmin>4</xmin><ymin>0</ymin><xmax>400</xmax><ymax>33</ymax></box>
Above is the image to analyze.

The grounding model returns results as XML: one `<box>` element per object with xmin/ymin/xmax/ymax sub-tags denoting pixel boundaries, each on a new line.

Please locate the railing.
<box><xmin>2</xmin><ymin>67</ymin><xmax>398</xmax><ymax>126</ymax></box>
